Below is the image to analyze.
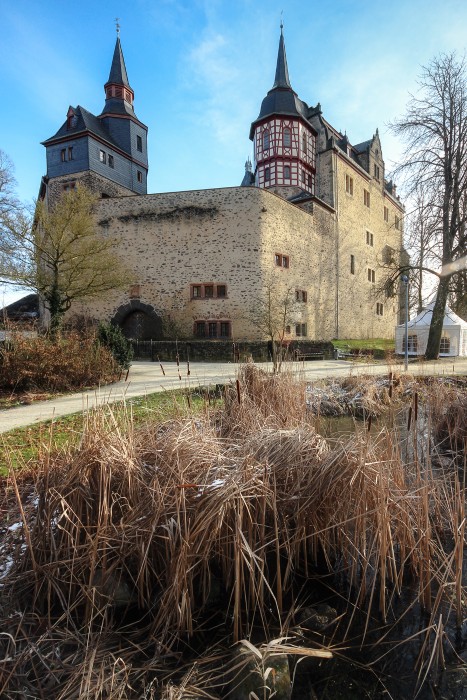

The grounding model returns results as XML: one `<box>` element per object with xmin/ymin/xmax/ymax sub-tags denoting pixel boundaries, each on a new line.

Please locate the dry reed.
<box><xmin>0</xmin><ymin>366</ymin><xmax>465</xmax><ymax>698</ymax></box>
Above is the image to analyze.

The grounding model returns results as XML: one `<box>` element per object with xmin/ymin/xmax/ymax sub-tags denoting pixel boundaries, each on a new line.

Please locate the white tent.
<box><xmin>395</xmin><ymin>302</ymin><xmax>467</xmax><ymax>357</ymax></box>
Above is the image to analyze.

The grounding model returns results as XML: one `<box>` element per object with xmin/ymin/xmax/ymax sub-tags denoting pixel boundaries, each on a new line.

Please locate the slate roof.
<box><xmin>250</xmin><ymin>29</ymin><xmax>310</xmax><ymax>137</ymax></box>
<box><xmin>353</xmin><ymin>139</ymin><xmax>372</xmax><ymax>153</ymax></box>
<box><xmin>107</xmin><ymin>37</ymin><xmax>131</xmax><ymax>88</ymax></box>
<box><xmin>42</xmin><ymin>106</ymin><xmax>121</xmax><ymax>149</ymax></box>
<box><xmin>272</xmin><ymin>29</ymin><xmax>292</xmax><ymax>89</ymax></box>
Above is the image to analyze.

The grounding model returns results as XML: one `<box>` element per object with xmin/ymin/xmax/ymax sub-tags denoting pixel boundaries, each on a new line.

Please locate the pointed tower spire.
<box><xmin>107</xmin><ymin>36</ymin><xmax>131</xmax><ymax>88</ymax></box>
<box><xmin>102</xmin><ymin>35</ymin><xmax>135</xmax><ymax>117</ymax></box>
<box><xmin>272</xmin><ymin>22</ymin><xmax>292</xmax><ymax>89</ymax></box>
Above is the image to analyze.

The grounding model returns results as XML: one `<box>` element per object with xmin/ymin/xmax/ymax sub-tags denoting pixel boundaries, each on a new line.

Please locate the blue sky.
<box><xmin>2</xmin><ymin>0</ymin><xmax>467</xmax><ymax>306</ymax></box>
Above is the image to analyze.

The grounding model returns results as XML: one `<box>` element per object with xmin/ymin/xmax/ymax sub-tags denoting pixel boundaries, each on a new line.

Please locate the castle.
<box><xmin>39</xmin><ymin>28</ymin><xmax>404</xmax><ymax>342</ymax></box>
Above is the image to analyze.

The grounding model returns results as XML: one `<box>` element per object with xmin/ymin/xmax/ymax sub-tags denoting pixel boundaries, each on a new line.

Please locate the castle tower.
<box><xmin>249</xmin><ymin>26</ymin><xmax>316</xmax><ymax>198</ymax></box>
<box><xmin>41</xmin><ymin>33</ymin><xmax>148</xmax><ymax>201</ymax></box>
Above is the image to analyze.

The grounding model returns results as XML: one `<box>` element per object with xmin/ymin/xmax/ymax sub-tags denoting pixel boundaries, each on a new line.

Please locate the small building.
<box><xmin>395</xmin><ymin>303</ymin><xmax>467</xmax><ymax>357</ymax></box>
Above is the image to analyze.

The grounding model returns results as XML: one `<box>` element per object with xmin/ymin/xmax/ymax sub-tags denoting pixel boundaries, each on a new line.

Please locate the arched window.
<box><xmin>263</xmin><ymin>130</ymin><xmax>270</xmax><ymax>151</ymax></box>
<box><xmin>302</xmin><ymin>132</ymin><xmax>307</xmax><ymax>156</ymax></box>
<box><xmin>283</xmin><ymin>127</ymin><xmax>291</xmax><ymax>148</ymax></box>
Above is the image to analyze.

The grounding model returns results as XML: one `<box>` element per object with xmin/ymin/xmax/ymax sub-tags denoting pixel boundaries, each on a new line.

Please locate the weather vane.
<box><xmin>115</xmin><ymin>17</ymin><xmax>120</xmax><ymax>37</ymax></box>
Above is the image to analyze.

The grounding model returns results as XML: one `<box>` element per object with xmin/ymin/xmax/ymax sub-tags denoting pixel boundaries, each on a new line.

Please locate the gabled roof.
<box><xmin>42</xmin><ymin>106</ymin><xmax>121</xmax><ymax>149</ymax></box>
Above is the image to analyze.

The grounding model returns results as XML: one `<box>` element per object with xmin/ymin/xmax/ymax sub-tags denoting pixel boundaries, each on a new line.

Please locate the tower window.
<box><xmin>374</xmin><ymin>164</ymin><xmax>380</xmax><ymax>181</ymax></box>
<box><xmin>61</xmin><ymin>149</ymin><xmax>66</xmax><ymax>162</ymax></box>
<box><xmin>376</xmin><ymin>303</ymin><xmax>384</xmax><ymax>316</ymax></box>
<box><xmin>395</xmin><ymin>215</ymin><xmax>400</xmax><ymax>230</ymax></box>
<box><xmin>295</xmin><ymin>323</ymin><xmax>307</xmax><ymax>337</ymax></box>
<box><xmin>366</xmin><ymin>231</ymin><xmax>374</xmax><ymax>246</ymax></box>
<box><xmin>295</xmin><ymin>289</ymin><xmax>307</xmax><ymax>302</ymax></box>
<box><xmin>263</xmin><ymin>130</ymin><xmax>270</xmax><ymax>151</ymax></box>
<box><xmin>384</xmin><ymin>206</ymin><xmax>389</xmax><ymax>222</ymax></box>
<box><xmin>99</xmin><ymin>150</ymin><xmax>106</xmax><ymax>164</ymax></box>
<box><xmin>68</xmin><ymin>146</ymin><xmax>73</xmax><ymax>160</ymax></box>
<box><xmin>345</xmin><ymin>174</ymin><xmax>354</xmax><ymax>195</ymax></box>
<box><xmin>137</xmin><ymin>135</ymin><xmax>143</xmax><ymax>152</ymax></box>
<box><xmin>302</xmin><ymin>132</ymin><xmax>307</xmax><ymax>155</ymax></box>
<box><xmin>283</xmin><ymin>127</ymin><xmax>291</xmax><ymax>148</ymax></box>
<box><xmin>284</xmin><ymin>165</ymin><xmax>290</xmax><ymax>179</ymax></box>
<box><xmin>368</xmin><ymin>268</ymin><xmax>375</xmax><ymax>283</ymax></box>
<box><xmin>137</xmin><ymin>170</ymin><xmax>143</xmax><ymax>183</ymax></box>
<box><xmin>275</xmin><ymin>253</ymin><xmax>289</xmax><ymax>268</ymax></box>
<box><xmin>364</xmin><ymin>189</ymin><xmax>370</xmax><ymax>207</ymax></box>
<box><xmin>108</xmin><ymin>155</ymin><xmax>114</xmax><ymax>168</ymax></box>
<box><xmin>265</xmin><ymin>167</ymin><xmax>270</xmax><ymax>181</ymax></box>
<box><xmin>350</xmin><ymin>255</ymin><xmax>355</xmax><ymax>274</ymax></box>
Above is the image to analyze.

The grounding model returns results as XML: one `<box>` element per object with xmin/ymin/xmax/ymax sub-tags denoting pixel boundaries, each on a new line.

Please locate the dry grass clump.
<box><xmin>0</xmin><ymin>331</ymin><xmax>120</xmax><ymax>392</ymax></box>
<box><xmin>430</xmin><ymin>380</ymin><xmax>467</xmax><ymax>450</ymax></box>
<box><xmin>0</xmin><ymin>367</ymin><xmax>465</xmax><ymax>697</ymax></box>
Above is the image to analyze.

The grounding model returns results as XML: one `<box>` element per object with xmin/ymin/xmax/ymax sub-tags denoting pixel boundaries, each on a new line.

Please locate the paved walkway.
<box><xmin>1</xmin><ymin>357</ymin><xmax>467</xmax><ymax>434</ymax></box>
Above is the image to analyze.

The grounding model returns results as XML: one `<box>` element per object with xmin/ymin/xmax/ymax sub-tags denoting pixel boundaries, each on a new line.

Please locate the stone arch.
<box><xmin>112</xmin><ymin>300</ymin><xmax>163</xmax><ymax>340</ymax></box>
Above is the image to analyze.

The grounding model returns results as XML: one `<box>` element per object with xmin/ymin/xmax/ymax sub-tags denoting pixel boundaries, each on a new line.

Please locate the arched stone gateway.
<box><xmin>112</xmin><ymin>301</ymin><xmax>163</xmax><ymax>340</ymax></box>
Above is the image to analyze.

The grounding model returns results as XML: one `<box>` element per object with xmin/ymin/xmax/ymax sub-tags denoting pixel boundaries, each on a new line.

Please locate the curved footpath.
<box><xmin>1</xmin><ymin>357</ymin><xmax>467</xmax><ymax>435</ymax></box>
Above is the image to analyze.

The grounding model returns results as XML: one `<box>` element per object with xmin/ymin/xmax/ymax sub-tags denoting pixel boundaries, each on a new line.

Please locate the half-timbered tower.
<box><xmin>41</xmin><ymin>35</ymin><xmax>148</xmax><ymax>202</ymax></box>
<box><xmin>249</xmin><ymin>25</ymin><xmax>317</xmax><ymax>199</ymax></box>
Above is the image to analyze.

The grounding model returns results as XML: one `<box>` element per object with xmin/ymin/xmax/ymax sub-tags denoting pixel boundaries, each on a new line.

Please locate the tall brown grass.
<box><xmin>0</xmin><ymin>366</ymin><xmax>465</xmax><ymax>698</ymax></box>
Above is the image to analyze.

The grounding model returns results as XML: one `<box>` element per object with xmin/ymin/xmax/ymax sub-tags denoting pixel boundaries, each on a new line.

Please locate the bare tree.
<box><xmin>0</xmin><ymin>150</ymin><xmax>21</xmax><ymax>219</ymax></box>
<box><xmin>247</xmin><ymin>274</ymin><xmax>301</xmax><ymax>372</ymax></box>
<box><xmin>0</xmin><ymin>184</ymin><xmax>129</xmax><ymax>336</ymax></box>
<box><xmin>391</xmin><ymin>53</ymin><xmax>467</xmax><ymax>358</ymax></box>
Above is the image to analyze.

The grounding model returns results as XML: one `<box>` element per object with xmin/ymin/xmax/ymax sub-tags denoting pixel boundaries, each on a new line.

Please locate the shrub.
<box><xmin>0</xmin><ymin>332</ymin><xmax>120</xmax><ymax>393</ymax></box>
<box><xmin>97</xmin><ymin>322</ymin><xmax>133</xmax><ymax>370</ymax></box>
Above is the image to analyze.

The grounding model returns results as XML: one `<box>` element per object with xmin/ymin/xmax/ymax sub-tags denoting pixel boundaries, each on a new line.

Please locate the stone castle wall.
<box><xmin>334</xmin><ymin>153</ymin><xmax>403</xmax><ymax>339</ymax></box>
<box><xmin>68</xmin><ymin>182</ymin><xmax>401</xmax><ymax>342</ymax></box>
<box><xmin>72</xmin><ymin>186</ymin><xmax>338</xmax><ymax>341</ymax></box>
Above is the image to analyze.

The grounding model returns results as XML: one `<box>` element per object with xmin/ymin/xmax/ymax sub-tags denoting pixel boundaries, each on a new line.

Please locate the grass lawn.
<box><xmin>0</xmin><ymin>387</ymin><xmax>221</xmax><ymax>474</ymax></box>
<box><xmin>332</xmin><ymin>338</ymin><xmax>395</xmax><ymax>354</ymax></box>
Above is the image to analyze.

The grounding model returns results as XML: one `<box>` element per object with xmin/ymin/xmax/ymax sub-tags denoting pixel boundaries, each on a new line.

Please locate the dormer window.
<box><xmin>263</xmin><ymin>130</ymin><xmax>270</xmax><ymax>151</ymax></box>
<box><xmin>66</xmin><ymin>107</ymin><xmax>75</xmax><ymax>130</ymax></box>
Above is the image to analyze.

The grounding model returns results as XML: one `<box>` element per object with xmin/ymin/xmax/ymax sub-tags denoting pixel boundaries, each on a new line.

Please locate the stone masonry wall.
<box><xmin>66</xmin><ymin>181</ymin><xmax>401</xmax><ymax>343</ymax></box>
<box><xmin>45</xmin><ymin>171</ymin><xmax>136</xmax><ymax>208</ymax></box>
<box><xmin>71</xmin><ymin>186</ymin><xmax>339</xmax><ymax>342</ymax></box>
<box><xmin>334</xmin><ymin>153</ymin><xmax>403</xmax><ymax>339</ymax></box>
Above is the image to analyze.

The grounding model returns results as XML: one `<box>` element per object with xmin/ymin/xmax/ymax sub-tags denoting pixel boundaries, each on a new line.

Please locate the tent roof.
<box><xmin>397</xmin><ymin>302</ymin><xmax>467</xmax><ymax>330</ymax></box>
